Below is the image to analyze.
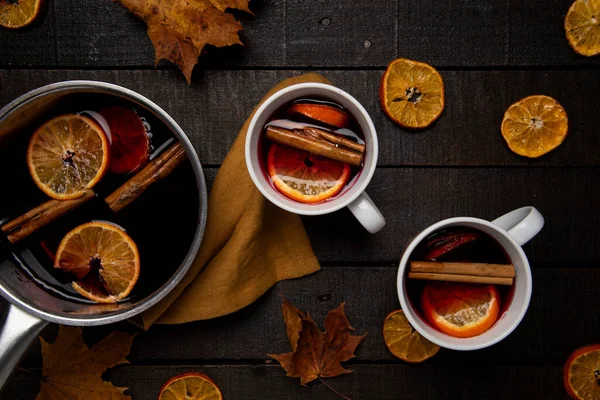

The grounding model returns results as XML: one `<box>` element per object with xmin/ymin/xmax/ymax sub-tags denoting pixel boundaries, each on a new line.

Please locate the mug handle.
<box><xmin>491</xmin><ymin>206</ymin><xmax>545</xmax><ymax>246</ymax></box>
<box><xmin>347</xmin><ymin>192</ymin><xmax>386</xmax><ymax>234</ymax></box>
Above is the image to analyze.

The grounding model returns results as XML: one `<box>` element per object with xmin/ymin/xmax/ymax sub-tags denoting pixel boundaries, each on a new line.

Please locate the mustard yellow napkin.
<box><xmin>140</xmin><ymin>73</ymin><xmax>329</xmax><ymax>328</ymax></box>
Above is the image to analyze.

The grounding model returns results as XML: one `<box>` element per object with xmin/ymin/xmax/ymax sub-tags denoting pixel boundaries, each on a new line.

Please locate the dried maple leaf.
<box><xmin>116</xmin><ymin>0</ymin><xmax>250</xmax><ymax>84</ymax></box>
<box><xmin>208</xmin><ymin>0</ymin><xmax>252</xmax><ymax>13</ymax></box>
<box><xmin>36</xmin><ymin>325</ymin><xmax>136</xmax><ymax>400</ymax></box>
<box><xmin>281</xmin><ymin>299</ymin><xmax>310</xmax><ymax>352</ymax></box>
<box><xmin>269</xmin><ymin>301</ymin><xmax>367</xmax><ymax>385</ymax></box>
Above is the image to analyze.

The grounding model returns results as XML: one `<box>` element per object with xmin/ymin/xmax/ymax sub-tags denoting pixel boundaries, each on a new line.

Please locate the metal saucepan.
<box><xmin>0</xmin><ymin>81</ymin><xmax>207</xmax><ymax>388</ymax></box>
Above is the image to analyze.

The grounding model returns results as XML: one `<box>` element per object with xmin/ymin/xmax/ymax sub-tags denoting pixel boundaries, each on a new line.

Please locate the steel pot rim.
<box><xmin>0</xmin><ymin>80</ymin><xmax>207</xmax><ymax>326</ymax></box>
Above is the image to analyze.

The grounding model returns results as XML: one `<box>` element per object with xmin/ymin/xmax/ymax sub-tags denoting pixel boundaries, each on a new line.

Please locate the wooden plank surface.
<box><xmin>5</xmin><ymin>364</ymin><xmax>564</xmax><ymax>400</ymax></box>
<box><xmin>117</xmin><ymin>267</ymin><xmax>600</xmax><ymax>366</ymax></box>
<box><xmin>0</xmin><ymin>164</ymin><xmax>596</xmax><ymax>264</ymax></box>
<box><xmin>1</xmin><ymin>0</ymin><xmax>599</xmax><ymax>68</ymax></box>
<box><xmin>2</xmin><ymin>0</ymin><xmax>599</xmax><ymax>398</ymax></box>
<box><xmin>14</xmin><ymin>267</ymin><xmax>598</xmax><ymax>368</ymax></box>
<box><xmin>2</xmin><ymin>69</ymin><xmax>600</xmax><ymax>167</ymax></box>
<box><xmin>295</xmin><ymin>167</ymin><xmax>598</xmax><ymax>263</ymax></box>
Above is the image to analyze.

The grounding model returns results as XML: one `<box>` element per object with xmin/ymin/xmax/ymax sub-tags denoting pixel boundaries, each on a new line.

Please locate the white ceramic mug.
<box><xmin>397</xmin><ymin>206</ymin><xmax>545</xmax><ymax>350</ymax></box>
<box><xmin>245</xmin><ymin>83</ymin><xmax>386</xmax><ymax>234</ymax></box>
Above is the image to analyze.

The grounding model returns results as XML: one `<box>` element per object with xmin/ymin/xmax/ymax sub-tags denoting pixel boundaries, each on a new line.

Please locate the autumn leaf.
<box><xmin>281</xmin><ymin>299</ymin><xmax>310</xmax><ymax>351</ymax></box>
<box><xmin>269</xmin><ymin>301</ymin><xmax>367</xmax><ymax>385</ymax></box>
<box><xmin>115</xmin><ymin>0</ymin><xmax>251</xmax><ymax>84</ymax></box>
<box><xmin>36</xmin><ymin>326</ymin><xmax>136</xmax><ymax>400</ymax></box>
<box><xmin>209</xmin><ymin>0</ymin><xmax>252</xmax><ymax>13</ymax></box>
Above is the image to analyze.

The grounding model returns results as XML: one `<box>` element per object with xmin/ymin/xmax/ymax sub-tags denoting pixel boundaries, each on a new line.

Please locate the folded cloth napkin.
<box><xmin>139</xmin><ymin>73</ymin><xmax>329</xmax><ymax>328</ymax></box>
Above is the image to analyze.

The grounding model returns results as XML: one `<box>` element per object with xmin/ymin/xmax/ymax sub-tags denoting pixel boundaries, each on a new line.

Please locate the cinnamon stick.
<box><xmin>265</xmin><ymin>126</ymin><xmax>363</xmax><ymax>166</ymax></box>
<box><xmin>303</xmin><ymin>127</ymin><xmax>365</xmax><ymax>153</ymax></box>
<box><xmin>1</xmin><ymin>190</ymin><xmax>96</xmax><ymax>244</ymax></box>
<box><xmin>1</xmin><ymin>142</ymin><xmax>187</xmax><ymax>244</ymax></box>
<box><xmin>408</xmin><ymin>272</ymin><xmax>514</xmax><ymax>286</ymax></box>
<box><xmin>105</xmin><ymin>142</ymin><xmax>187</xmax><ymax>213</ymax></box>
<box><xmin>410</xmin><ymin>261</ymin><xmax>515</xmax><ymax>278</ymax></box>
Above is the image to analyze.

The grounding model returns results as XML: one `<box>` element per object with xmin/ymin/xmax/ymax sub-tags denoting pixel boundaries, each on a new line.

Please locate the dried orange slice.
<box><xmin>267</xmin><ymin>143</ymin><xmax>350</xmax><ymax>204</ymax></box>
<box><xmin>159</xmin><ymin>372</ymin><xmax>223</xmax><ymax>400</ymax></box>
<box><xmin>54</xmin><ymin>221</ymin><xmax>140</xmax><ymax>303</ymax></box>
<box><xmin>0</xmin><ymin>0</ymin><xmax>42</xmax><ymax>29</ymax></box>
<box><xmin>421</xmin><ymin>282</ymin><xmax>500</xmax><ymax>338</ymax></box>
<box><xmin>383</xmin><ymin>309</ymin><xmax>440</xmax><ymax>363</ymax></box>
<box><xmin>565</xmin><ymin>0</ymin><xmax>600</xmax><ymax>57</ymax></box>
<box><xmin>564</xmin><ymin>344</ymin><xmax>600</xmax><ymax>400</ymax></box>
<box><xmin>379</xmin><ymin>58</ymin><xmax>445</xmax><ymax>129</ymax></box>
<box><xmin>288</xmin><ymin>102</ymin><xmax>351</xmax><ymax>129</ymax></box>
<box><xmin>27</xmin><ymin>114</ymin><xmax>110</xmax><ymax>200</ymax></box>
<box><xmin>501</xmin><ymin>95</ymin><xmax>568</xmax><ymax>158</ymax></box>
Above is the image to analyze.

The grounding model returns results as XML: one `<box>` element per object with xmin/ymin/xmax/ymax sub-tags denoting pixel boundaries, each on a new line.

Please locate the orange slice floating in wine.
<box><xmin>421</xmin><ymin>282</ymin><xmax>500</xmax><ymax>338</ymax></box>
<box><xmin>27</xmin><ymin>114</ymin><xmax>110</xmax><ymax>200</ymax></box>
<box><xmin>288</xmin><ymin>103</ymin><xmax>351</xmax><ymax>129</ymax></box>
<box><xmin>383</xmin><ymin>309</ymin><xmax>440</xmax><ymax>363</ymax></box>
<box><xmin>267</xmin><ymin>143</ymin><xmax>350</xmax><ymax>204</ymax></box>
<box><xmin>54</xmin><ymin>221</ymin><xmax>140</xmax><ymax>304</ymax></box>
<box><xmin>159</xmin><ymin>372</ymin><xmax>223</xmax><ymax>400</ymax></box>
<box><xmin>423</xmin><ymin>230</ymin><xmax>480</xmax><ymax>261</ymax></box>
<box><xmin>100</xmin><ymin>106</ymin><xmax>150</xmax><ymax>174</ymax></box>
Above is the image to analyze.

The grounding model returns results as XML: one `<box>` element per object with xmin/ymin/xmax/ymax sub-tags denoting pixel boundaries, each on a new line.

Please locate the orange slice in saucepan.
<box><xmin>267</xmin><ymin>143</ymin><xmax>350</xmax><ymax>204</ymax></box>
<box><xmin>27</xmin><ymin>114</ymin><xmax>110</xmax><ymax>200</ymax></box>
<box><xmin>383</xmin><ymin>309</ymin><xmax>440</xmax><ymax>363</ymax></box>
<box><xmin>54</xmin><ymin>221</ymin><xmax>140</xmax><ymax>304</ymax></box>
<box><xmin>421</xmin><ymin>282</ymin><xmax>500</xmax><ymax>338</ymax></box>
<box><xmin>159</xmin><ymin>372</ymin><xmax>223</xmax><ymax>400</ymax></box>
<box><xmin>99</xmin><ymin>106</ymin><xmax>150</xmax><ymax>174</ymax></box>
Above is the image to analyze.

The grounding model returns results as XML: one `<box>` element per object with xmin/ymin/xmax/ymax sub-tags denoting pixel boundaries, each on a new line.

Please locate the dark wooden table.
<box><xmin>1</xmin><ymin>0</ymin><xmax>599</xmax><ymax>399</ymax></box>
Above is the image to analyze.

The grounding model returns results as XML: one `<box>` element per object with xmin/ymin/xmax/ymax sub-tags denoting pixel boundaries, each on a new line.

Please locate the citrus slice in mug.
<box><xmin>27</xmin><ymin>114</ymin><xmax>110</xmax><ymax>200</ymax></box>
<box><xmin>422</xmin><ymin>230</ymin><xmax>480</xmax><ymax>261</ymax></box>
<box><xmin>563</xmin><ymin>344</ymin><xmax>600</xmax><ymax>400</ymax></box>
<box><xmin>288</xmin><ymin>102</ymin><xmax>351</xmax><ymax>129</ymax></box>
<box><xmin>159</xmin><ymin>372</ymin><xmax>223</xmax><ymax>400</ymax></box>
<box><xmin>54</xmin><ymin>221</ymin><xmax>140</xmax><ymax>303</ymax></box>
<box><xmin>383</xmin><ymin>309</ymin><xmax>440</xmax><ymax>363</ymax></box>
<box><xmin>267</xmin><ymin>143</ymin><xmax>350</xmax><ymax>204</ymax></box>
<box><xmin>421</xmin><ymin>282</ymin><xmax>500</xmax><ymax>338</ymax></box>
<box><xmin>0</xmin><ymin>0</ymin><xmax>42</xmax><ymax>29</ymax></box>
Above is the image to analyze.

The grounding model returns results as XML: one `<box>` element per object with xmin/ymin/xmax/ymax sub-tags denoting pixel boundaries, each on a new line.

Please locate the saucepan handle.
<box><xmin>0</xmin><ymin>303</ymin><xmax>47</xmax><ymax>390</ymax></box>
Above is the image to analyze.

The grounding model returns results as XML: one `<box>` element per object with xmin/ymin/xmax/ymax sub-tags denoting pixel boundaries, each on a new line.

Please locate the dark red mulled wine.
<box><xmin>407</xmin><ymin>227</ymin><xmax>515</xmax><ymax>337</ymax></box>
<box><xmin>257</xmin><ymin>98</ymin><xmax>366</xmax><ymax>204</ymax></box>
<box><xmin>0</xmin><ymin>93</ymin><xmax>198</xmax><ymax>303</ymax></box>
